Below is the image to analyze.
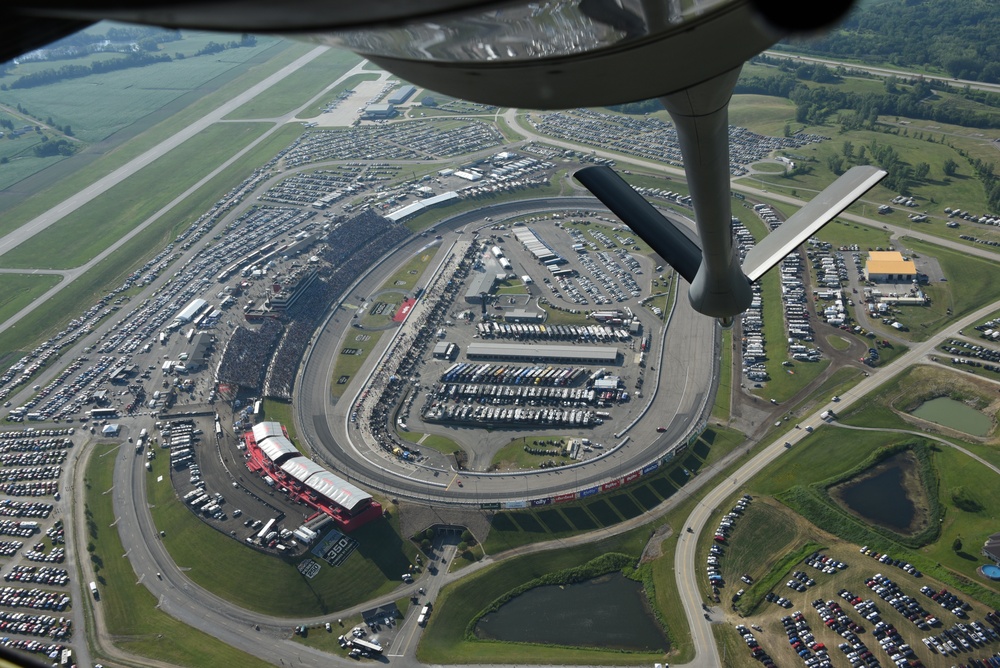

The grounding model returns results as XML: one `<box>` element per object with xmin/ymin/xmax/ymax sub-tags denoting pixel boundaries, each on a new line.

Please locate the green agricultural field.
<box><xmin>0</xmin><ymin>129</ymin><xmax>70</xmax><ymax>190</ymax></box>
<box><xmin>0</xmin><ymin>122</ymin><xmax>272</xmax><ymax>269</ymax></box>
<box><xmin>224</xmin><ymin>48</ymin><xmax>362</xmax><ymax>119</ymax></box>
<box><xmin>0</xmin><ymin>37</ymin><xmax>282</xmax><ymax>143</ymax></box>
<box><xmin>0</xmin><ymin>273</ymin><xmax>61</xmax><ymax>326</ymax></box>
<box><xmin>146</xmin><ymin>454</ymin><xmax>417</xmax><ymax>616</ymax></box>
<box><xmin>83</xmin><ymin>443</ymin><xmax>274</xmax><ymax>668</ymax></box>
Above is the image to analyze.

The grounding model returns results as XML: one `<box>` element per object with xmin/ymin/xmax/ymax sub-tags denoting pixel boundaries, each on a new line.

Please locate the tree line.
<box><xmin>779</xmin><ymin>0</ymin><xmax>1000</xmax><ymax>84</ymax></box>
<box><xmin>4</xmin><ymin>34</ymin><xmax>257</xmax><ymax>90</ymax></box>
<box><xmin>6</xmin><ymin>52</ymin><xmax>171</xmax><ymax>89</ymax></box>
<box><xmin>736</xmin><ymin>59</ymin><xmax>1000</xmax><ymax>130</ymax></box>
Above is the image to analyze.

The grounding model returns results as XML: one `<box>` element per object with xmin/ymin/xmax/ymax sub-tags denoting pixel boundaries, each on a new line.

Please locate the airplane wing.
<box><xmin>741</xmin><ymin>165</ymin><xmax>886</xmax><ymax>281</ymax></box>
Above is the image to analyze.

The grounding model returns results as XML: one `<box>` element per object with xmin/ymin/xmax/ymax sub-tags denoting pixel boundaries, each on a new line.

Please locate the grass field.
<box><xmin>490</xmin><ymin>435</ymin><xmax>576</xmax><ymax>470</ymax></box>
<box><xmin>729</xmin><ymin>94</ymin><xmax>798</xmax><ymax>137</ymax></box>
<box><xmin>83</xmin><ymin>443</ymin><xmax>275</xmax><ymax>668</ymax></box>
<box><xmin>146</xmin><ymin>453</ymin><xmax>418</xmax><ymax>616</ymax></box>
<box><xmin>481</xmin><ymin>425</ymin><xmax>745</xmax><ymax>555</ymax></box>
<box><xmin>733</xmin><ymin>205</ymin><xmax>835</xmax><ymax>402</ymax></box>
<box><xmin>793</xmin><ymin>365</ymin><xmax>865</xmax><ymax>412</ymax></box>
<box><xmin>396</xmin><ymin>432</ymin><xmax>464</xmax><ymax>456</ymax></box>
<box><xmin>0</xmin><ymin>273</ymin><xmax>62</xmax><ymax>326</ymax></box>
<box><xmin>537</xmin><ymin>303</ymin><xmax>592</xmax><ymax>326</ymax></box>
<box><xmin>837</xmin><ymin>364</ymin><xmax>1000</xmax><ymax>470</ymax></box>
<box><xmin>814</xmin><ymin>216</ymin><xmax>893</xmax><ymax>250</ymax></box>
<box><xmin>898</xmin><ymin>236</ymin><xmax>1000</xmax><ymax>328</ymax></box>
<box><xmin>360</xmin><ymin>292</ymin><xmax>405</xmax><ymax>329</ymax></box>
<box><xmin>384</xmin><ymin>250</ymin><xmax>436</xmax><ymax>293</ymax></box>
<box><xmin>224</xmin><ymin>49</ymin><xmax>362</xmax><ymax>120</ymax></box>
<box><xmin>261</xmin><ymin>398</ymin><xmax>300</xmax><ymax>446</ymax></box>
<box><xmin>0</xmin><ymin>122</ymin><xmax>272</xmax><ymax>269</ymax></box>
<box><xmin>0</xmin><ymin>131</ymin><xmax>69</xmax><ymax>191</ymax></box>
<box><xmin>719</xmin><ymin>500</ymin><xmax>800</xmax><ymax>589</ymax></box>
<box><xmin>744</xmin><ymin>385</ymin><xmax>1000</xmax><ymax>607</ymax></box>
<box><xmin>722</xmin><ymin>535</ymin><xmax>1000</xmax><ymax>668</ymax></box>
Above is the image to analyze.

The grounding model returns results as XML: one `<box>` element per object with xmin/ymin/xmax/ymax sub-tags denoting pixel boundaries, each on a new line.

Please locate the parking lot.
<box><xmin>721</xmin><ymin>540</ymin><xmax>1000</xmax><ymax>668</ymax></box>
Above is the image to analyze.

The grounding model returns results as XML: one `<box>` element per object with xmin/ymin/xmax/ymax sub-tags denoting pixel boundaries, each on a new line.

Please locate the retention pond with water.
<box><xmin>909</xmin><ymin>397</ymin><xmax>992</xmax><ymax>437</ymax></box>
<box><xmin>474</xmin><ymin>571</ymin><xmax>670</xmax><ymax>652</ymax></box>
<box><xmin>829</xmin><ymin>450</ymin><xmax>931</xmax><ymax>536</ymax></box>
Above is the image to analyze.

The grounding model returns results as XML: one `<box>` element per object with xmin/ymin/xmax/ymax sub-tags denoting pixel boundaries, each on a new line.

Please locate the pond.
<box><xmin>910</xmin><ymin>397</ymin><xmax>992</xmax><ymax>437</ymax></box>
<box><xmin>832</xmin><ymin>454</ymin><xmax>919</xmax><ymax>533</ymax></box>
<box><xmin>474</xmin><ymin>571</ymin><xmax>669</xmax><ymax>652</ymax></box>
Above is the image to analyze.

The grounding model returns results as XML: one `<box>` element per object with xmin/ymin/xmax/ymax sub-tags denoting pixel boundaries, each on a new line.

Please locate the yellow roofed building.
<box><xmin>864</xmin><ymin>251</ymin><xmax>917</xmax><ymax>282</ymax></box>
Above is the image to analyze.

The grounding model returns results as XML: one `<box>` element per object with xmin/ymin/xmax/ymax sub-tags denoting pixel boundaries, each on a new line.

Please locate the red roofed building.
<box><xmin>242</xmin><ymin>421</ymin><xmax>381</xmax><ymax>532</ymax></box>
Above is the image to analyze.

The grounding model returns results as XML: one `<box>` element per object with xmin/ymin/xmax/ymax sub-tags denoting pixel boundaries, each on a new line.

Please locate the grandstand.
<box><xmin>242</xmin><ymin>422</ymin><xmax>382</xmax><ymax>532</ymax></box>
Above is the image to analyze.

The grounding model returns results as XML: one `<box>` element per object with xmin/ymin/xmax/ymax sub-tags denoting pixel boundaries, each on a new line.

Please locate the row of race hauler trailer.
<box><xmin>441</xmin><ymin>363</ymin><xmax>589</xmax><ymax>386</ymax></box>
<box><xmin>476</xmin><ymin>321</ymin><xmax>629</xmax><ymax>341</ymax></box>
